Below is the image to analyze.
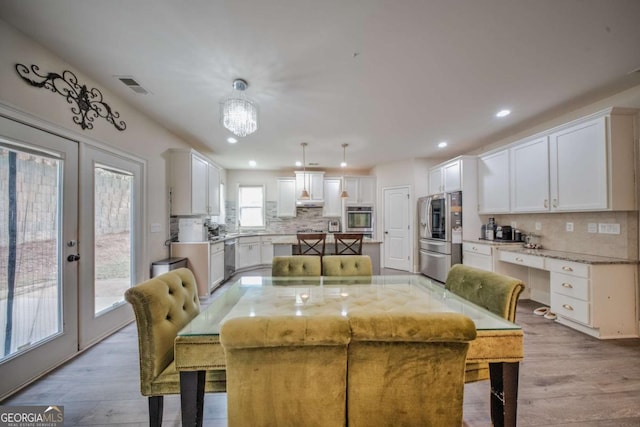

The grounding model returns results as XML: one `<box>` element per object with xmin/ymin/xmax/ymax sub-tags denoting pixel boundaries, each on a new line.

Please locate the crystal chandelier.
<box><xmin>220</xmin><ymin>79</ymin><xmax>258</xmax><ymax>137</ymax></box>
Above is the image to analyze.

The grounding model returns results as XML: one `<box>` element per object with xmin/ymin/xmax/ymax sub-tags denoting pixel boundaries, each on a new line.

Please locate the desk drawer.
<box><xmin>545</xmin><ymin>258</ymin><xmax>589</xmax><ymax>278</ymax></box>
<box><xmin>550</xmin><ymin>272</ymin><xmax>589</xmax><ymax>301</ymax></box>
<box><xmin>551</xmin><ymin>293</ymin><xmax>590</xmax><ymax>325</ymax></box>
<box><xmin>498</xmin><ymin>251</ymin><xmax>545</xmax><ymax>269</ymax></box>
<box><xmin>463</xmin><ymin>242</ymin><xmax>492</xmax><ymax>256</ymax></box>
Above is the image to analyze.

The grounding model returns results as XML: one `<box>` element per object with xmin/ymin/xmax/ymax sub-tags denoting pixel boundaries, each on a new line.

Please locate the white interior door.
<box><xmin>0</xmin><ymin>116</ymin><xmax>78</xmax><ymax>400</ymax></box>
<box><xmin>383</xmin><ymin>186</ymin><xmax>411</xmax><ymax>271</ymax></box>
<box><xmin>78</xmin><ymin>144</ymin><xmax>143</xmax><ymax>350</ymax></box>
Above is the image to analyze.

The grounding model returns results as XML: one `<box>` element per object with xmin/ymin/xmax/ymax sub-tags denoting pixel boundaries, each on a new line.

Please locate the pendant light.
<box><xmin>300</xmin><ymin>142</ymin><xmax>310</xmax><ymax>199</ymax></box>
<box><xmin>340</xmin><ymin>144</ymin><xmax>350</xmax><ymax>199</ymax></box>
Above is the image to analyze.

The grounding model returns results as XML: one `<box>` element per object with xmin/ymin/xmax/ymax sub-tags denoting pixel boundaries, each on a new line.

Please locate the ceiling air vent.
<box><xmin>116</xmin><ymin>75</ymin><xmax>149</xmax><ymax>94</ymax></box>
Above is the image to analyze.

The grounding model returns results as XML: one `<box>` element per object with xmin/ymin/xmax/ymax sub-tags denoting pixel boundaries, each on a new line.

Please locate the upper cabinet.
<box><xmin>295</xmin><ymin>171</ymin><xmax>324</xmax><ymax>204</ymax></box>
<box><xmin>478</xmin><ymin>149</ymin><xmax>510</xmax><ymax>214</ymax></box>
<box><xmin>510</xmin><ymin>136</ymin><xmax>549</xmax><ymax>212</ymax></box>
<box><xmin>429</xmin><ymin>159</ymin><xmax>462</xmax><ymax>194</ymax></box>
<box><xmin>479</xmin><ymin>107</ymin><xmax>637</xmax><ymax>214</ymax></box>
<box><xmin>343</xmin><ymin>176</ymin><xmax>376</xmax><ymax>205</ymax></box>
<box><xmin>276</xmin><ymin>177</ymin><xmax>297</xmax><ymax>217</ymax></box>
<box><xmin>323</xmin><ymin>177</ymin><xmax>343</xmax><ymax>217</ymax></box>
<box><xmin>170</xmin><ymin>149</ymin><xmax>220</xmax><ymax>216</ymax></box>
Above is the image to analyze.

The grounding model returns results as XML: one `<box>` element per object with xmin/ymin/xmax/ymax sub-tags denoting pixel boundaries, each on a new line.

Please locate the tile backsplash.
<box><xmin>485</xmin><ymin>211</ymin><xmax>639</xmax><ymax>259</ymax></box>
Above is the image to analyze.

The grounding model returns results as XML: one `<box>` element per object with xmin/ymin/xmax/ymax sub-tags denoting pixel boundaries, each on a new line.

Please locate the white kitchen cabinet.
<box><xmin>169</xmin><ymin>149</ymin><xmax>220</xmax><ymax>216</ymax></box>
<box><xmin>207</xmin><ymin>163</ymin><xmax>220</xmax><ymax>216</ymax></box>
<box><xmin>295</xmin><ymin>171</ymin><xmax>324</xmax><ymax>204</ymax></box>
<box><xmin>276</xmin><ymin>178</ymin><xmax>297</xmax><ymax>217</ymax></box>
<box><xmin>260</xmin><ymin>236</ymin><xmax>275</xmax><ymax>265</ymax></box>
<box><xmin>429</xmin><ymin>159</ymin><xmax>461</xmax><ymax>194</ymax></box>
<box><xmin>236</xmin><ymin>236</ymin><xmax>262</xmax><ymax>270</ymax></box>
<box><xmin>343</xmin><ymin>176</ymin><xmax>375</xmax><ymax>205</ymax></box>
<box><xmin>477</xmin><ymin>148</ymin><xmax>510</xmax><ymax>214</ymax></box>
<box><xmin>323</xmin><ymin>177</ymin><xmax>343</xmax><ymax>217</ymax></box>
<box><xmin>548</xmin><ymin>110</ymin><xmax>635</xmax><ymax>211</ymax></box>
<box><xmin>462</xmin><ymin>242</ymin><xmax>494</xmax><ymax>271</ymax></box>
<box><xmin>209</xmin><ymin>242</ymin><xmax>225</xmax><ymax>291</ymax></box>
<box><xmin>510</xmin><ymin>136</ymin><xmax>550</xmax><ymax>212</ymax></box>
<box><xmin>170</xmin><ymin>242</ymin><xmax>222</xmax><ymax>299</ymax></box>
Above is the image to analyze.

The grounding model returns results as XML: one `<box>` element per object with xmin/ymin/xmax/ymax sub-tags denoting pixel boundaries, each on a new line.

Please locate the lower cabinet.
<box><xmin>462</xmin><ymin>242</ymin><xmax>494</xmax><ymax>271</ymax></box>
<box><xmin>236</xmin><ymin>235</ymin><xmax>275</xmax><ymax>271</ymax></box>
<box><xmin>497</xmin><ymin>250</ymin><xmax>638</xmax><ymax>339</ymax></box>
<box><xmin>171</xmin><ymin>242</ymin><xmax>224</xmax><ymax>299</ymax></box>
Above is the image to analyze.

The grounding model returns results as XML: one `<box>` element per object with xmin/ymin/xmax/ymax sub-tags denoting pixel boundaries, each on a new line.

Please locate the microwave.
<box><xmin>345</xmin><ymin>206</ymin><xmax>374</xmax><ymax>234</ymax></box>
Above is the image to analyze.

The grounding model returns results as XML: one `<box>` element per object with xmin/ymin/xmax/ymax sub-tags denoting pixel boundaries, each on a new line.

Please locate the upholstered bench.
<box><xmin>322</xmin><ymin>255</ymin><xmax>372</xmax><ymax>276</ymax></box>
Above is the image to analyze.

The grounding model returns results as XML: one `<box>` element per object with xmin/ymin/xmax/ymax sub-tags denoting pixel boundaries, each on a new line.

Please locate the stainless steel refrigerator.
<box><xmin>418</xmin><ymin>191</ymin><xmax>462</xmax><ymax>283</ymax></box>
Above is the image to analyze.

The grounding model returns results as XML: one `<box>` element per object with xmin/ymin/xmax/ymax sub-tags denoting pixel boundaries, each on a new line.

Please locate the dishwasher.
<box><xmin>224</xmin><ymin>238</ymin><xmax>236</xmax><ymax>281</ymax></box>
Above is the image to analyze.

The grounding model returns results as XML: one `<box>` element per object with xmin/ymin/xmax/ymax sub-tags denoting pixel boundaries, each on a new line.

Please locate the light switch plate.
<box><xmin>566</xmin><ymin>222</ymin><xmax>574</xmax><ymax>232</ymax></box>
<box><xmin>598</xmin><ymin>223</ymin><xmax>621</xmax><ymax>234</ymax></box>
<box><xmin>535</xmin><ymin>222</ymin><xmax>542</xmax><ymax>231</ymax></box>
<box><xmin>588</xmin><ymin>223</ymin><xmax>598</xmax><ymax>233</ymax></box>
<box><xmin>150</xmin><ymin>223</ymin><xmax>162</xmax><ymax>233</ymax></box>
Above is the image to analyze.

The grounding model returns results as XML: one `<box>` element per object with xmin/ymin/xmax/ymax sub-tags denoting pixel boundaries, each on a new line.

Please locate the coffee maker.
<box><xmin>328</xmin><ymin>220</ymin><xmax>340</xmax><ymax>233</ymax></box>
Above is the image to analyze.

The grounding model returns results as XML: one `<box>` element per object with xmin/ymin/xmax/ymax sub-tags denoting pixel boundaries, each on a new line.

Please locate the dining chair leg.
<box><xmin>148</xmin><ymin>395</ymin><xmax>163</xmax><ymax>427</ymax></box>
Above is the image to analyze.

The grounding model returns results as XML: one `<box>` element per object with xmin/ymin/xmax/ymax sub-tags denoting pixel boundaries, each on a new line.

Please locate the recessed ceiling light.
<box><xmin>227</xmin><ymin>137</ymin><xmax>238</xmax><ymax>144</ymax></box>
<box><xmin>295</xmin><ymin>161</ymin><xmax>302</xmax><ymax>167</ymax></box>
<box><xmin>496</xmin><ymin>109</ymin><xmax>511</xmax><ymax>118</ymax></box>
<box><xmin>438</xmin><ymin>141</ymin><xmax>448</xmax><ymax>148</ymax></box>
<box><xmin>248</xmin><ymin>160</ymin><xmax>256</xmax><ymax>167</ymax></box>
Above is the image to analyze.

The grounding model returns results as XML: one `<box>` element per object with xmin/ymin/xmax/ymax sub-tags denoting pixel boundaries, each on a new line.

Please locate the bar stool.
<box><xmin>334</xmin><ymin>233</ymin><xmax>364</xmax><ymax>255</ymax></box>
<box><xmin>296</xmin><ymin>233</ymin><xmax>326</xmax><ymax>256</ymax></box>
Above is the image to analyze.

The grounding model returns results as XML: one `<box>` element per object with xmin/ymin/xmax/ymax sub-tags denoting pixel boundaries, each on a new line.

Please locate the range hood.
<box><xmin>296</xmin><ymin>201</ymin><xmax>323</xmax><ymax>208</ymax></box>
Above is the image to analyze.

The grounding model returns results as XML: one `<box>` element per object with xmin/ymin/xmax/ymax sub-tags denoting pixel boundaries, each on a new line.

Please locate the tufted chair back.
<box><xmin>271</xmin><ymin>255</ymin><xmax>322</xmax><ymax>276</ymax></box>
<box><xmin>322</xmin><ymin>255</ymin><xmax>372</xmax><ymax>276</ymax></box>
<box><xmin>444</xmin><ymin>263</ymin><xmax>524</xmax><ymax>383</ymax></box>
<box><xmin>347</xmin><ymin>312</ymin><xmax>476</xmax><ymax>427</ymax></box>
<box><xmin>125</xmin><ymin>268</ymin><xmax>225</xmax><ymax>426</ymax></box>
<box><xmin>221</xmin><ymin>315</ymin><xmax>351</xmax><ymax>427</ymax></box>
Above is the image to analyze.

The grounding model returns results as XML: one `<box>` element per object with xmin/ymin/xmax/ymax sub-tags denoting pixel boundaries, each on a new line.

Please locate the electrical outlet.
<box><xmin>598</xmin><ymin>223</ymin><xmax>621</xmax><ymax>234</ymax></box>
<box><xmin>535</xmin><ymin>222</ymin><xmax>542</xmax><ymax>231</ymax></box>
<box><xmin>150</xmin><ymin>223</ymin><xmax>162</xmax><ymax>233</ymax></box>
<box><xmin>588</xmin><ymin>223</ymin><xmax>598</xmax><ymax>233</ymax></box>
<box><xmin>566</xmin><ymin>222</ymin><xmax>574</xmax><ymax>232</ymax></box>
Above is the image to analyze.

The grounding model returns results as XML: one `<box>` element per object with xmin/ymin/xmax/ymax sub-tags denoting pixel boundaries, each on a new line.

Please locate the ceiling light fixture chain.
<box><xmin>300</xmin><ymin>142</ymin><xmax>310</xmax><ymax>199</ymax></box>
<box><xmin>220</xmin><ymin>78</ymin><xmax>258</xmax><ymax>137</ymax></box>
<box><xmin>340</xmin><ymin>143</ymin><xmax>350</xmax><ymax>199</ymax></box>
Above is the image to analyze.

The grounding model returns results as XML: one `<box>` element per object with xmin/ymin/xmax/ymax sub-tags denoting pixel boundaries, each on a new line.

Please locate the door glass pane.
<box><xmin>94</xmin><ymin>166</ymin><xmax>132</xmax><ymax>315</ymax></box>
<box><xmin>0</xmin><ymin>147</ymin><xmax>62</xmax><ymax>362</ymax></box>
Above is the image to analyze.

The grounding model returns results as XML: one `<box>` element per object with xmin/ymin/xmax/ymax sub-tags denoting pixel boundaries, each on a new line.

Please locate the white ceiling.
<box><xmin>1</xmin><ymin>0</ymin><xmax>640</xmax><ymax>170</ymax></box>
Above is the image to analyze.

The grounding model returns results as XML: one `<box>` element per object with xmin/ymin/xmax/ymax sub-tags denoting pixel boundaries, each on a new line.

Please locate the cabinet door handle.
<box><xmin>562</xmin><ymin>282</ymin><xmax>573</xmax><ymax>289</ymax></box>
<box><xmin>562</xmin><ymin>304</ymin><xmax>574</xmax><ymax>311</ymax></box>
<box><xmin>515</xmin><ymin>257</ymin><xmax>524</xmax><ymax>262</ymax></box>
<box><xmin>553</xmin><ymin>198</ymin><xmax>558</xmax><ymax>208</ymax></box>
<box><xmin>472</xmin><ymin>246</ymin><xmax>477</xmax><ymax>250</ymax></box>
<box><xmin>544</xmin><ymin>199</ymin><xmax>548</xmax><ymax>208</ymax></box>
<box><xmin>562</xmin><ymin>266</ymin><xmax>574</xmax><ymax>272</ymax></box>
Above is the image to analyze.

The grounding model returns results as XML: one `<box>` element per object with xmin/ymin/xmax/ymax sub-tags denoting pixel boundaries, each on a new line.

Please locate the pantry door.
<box><xmin>0</xmin><ymin>116</ymin><xmax>79</xmax><ymax>400</ymax></box>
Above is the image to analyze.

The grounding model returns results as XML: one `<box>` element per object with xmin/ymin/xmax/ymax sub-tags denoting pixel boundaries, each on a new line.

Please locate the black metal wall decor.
<box><xmin>15</xmin><ymin>63</ymin><xmax>126</xmax><ymax>132</ymax></box>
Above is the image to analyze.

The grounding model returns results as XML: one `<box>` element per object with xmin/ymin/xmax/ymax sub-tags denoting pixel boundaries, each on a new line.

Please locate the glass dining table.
<box><xmin>175</xmin><ymin>275</ymin><xmax>523</xmax><ymax>427</ymax></box>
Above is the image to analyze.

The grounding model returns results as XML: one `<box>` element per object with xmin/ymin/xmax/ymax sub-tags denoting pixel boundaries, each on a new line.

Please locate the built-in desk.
<box><xmin>496</xmin><ymin>248</ymin><xmax>638</xmax><ymax>339</ymax></box>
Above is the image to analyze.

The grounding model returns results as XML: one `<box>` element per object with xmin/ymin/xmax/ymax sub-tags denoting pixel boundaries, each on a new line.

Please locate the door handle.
<box><xmin>67</xmin><ymin>254</ymin><xmax>80</xmax><ymax>262</ymax></box>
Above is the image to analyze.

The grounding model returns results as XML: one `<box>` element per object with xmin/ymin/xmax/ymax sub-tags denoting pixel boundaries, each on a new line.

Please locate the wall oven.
<box><xmin>345</xmin><ymin>206</ymin><xmax>374</xmax><ymax>235</ymax></box>
<box><xmin>418</xmin><ymin>191</ymin><xmax>462</xmax><ymax>283</ymax></box>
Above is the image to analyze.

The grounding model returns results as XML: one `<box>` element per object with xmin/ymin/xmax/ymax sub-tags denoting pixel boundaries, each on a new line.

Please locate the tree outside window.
<box><xmin>238</xmin><ymin>185</ymin><xmax>264</xmax><ymax>229</ymax></box>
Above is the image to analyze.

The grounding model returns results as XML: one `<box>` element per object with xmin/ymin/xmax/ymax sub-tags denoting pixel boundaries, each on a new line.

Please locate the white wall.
<box><xmin>0</xmin><ymin>19</ymin><xmax>195</xmax><ymax>266</ymax></box>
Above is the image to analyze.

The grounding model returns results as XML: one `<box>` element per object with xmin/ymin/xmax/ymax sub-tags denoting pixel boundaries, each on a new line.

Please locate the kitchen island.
<box><xmin>271</xmin><ymin>235</ymin><xmax>383</xmax><ymax>274</ymax></box>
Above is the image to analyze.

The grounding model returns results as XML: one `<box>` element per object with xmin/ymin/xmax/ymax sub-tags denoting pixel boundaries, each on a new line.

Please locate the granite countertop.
<box><xmin>464</xmin><ymin>239</ymin><xmax>524</xmax><ymax>246</ymax></box>
<box><xmin>496</xmin><ymin>247</ymin><xmax>638</xmax><ymax>265</ymax></box>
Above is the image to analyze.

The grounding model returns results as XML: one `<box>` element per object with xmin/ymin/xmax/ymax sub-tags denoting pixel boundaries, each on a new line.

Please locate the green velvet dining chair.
<box><xmin>271</xmin><ymin>255</ymin><xmax>322</xmax><ymax>276</ymax></box>
<box><xmin>444</xmin><ymin>263</ymin><xmax>525</xmax><ymax>382</ymax></box>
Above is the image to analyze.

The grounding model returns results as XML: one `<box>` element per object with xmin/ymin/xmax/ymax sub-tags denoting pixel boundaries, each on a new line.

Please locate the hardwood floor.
<box><xmin>2</xmin><ymin>270</ymin><xmax>640</xmax><ymax>426</ymax></box>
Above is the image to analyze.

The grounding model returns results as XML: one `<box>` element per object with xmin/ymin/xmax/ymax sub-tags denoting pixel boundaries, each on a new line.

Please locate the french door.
<box><xmin>0</xmin><ymin>116</ymin><xmax>79</xmax><ymax>400</ymax></box>
<box><xmin>0</xmin><ymin>115</ymin><xmax>143</xmax><ymax>399</ymax></box>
